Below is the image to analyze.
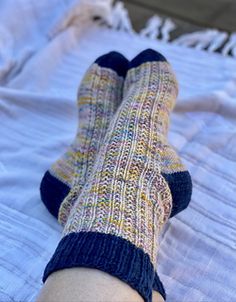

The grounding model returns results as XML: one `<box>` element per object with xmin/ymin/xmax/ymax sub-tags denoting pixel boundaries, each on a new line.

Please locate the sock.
<box><xmin>52</xmin><ymin>53</ymin><xmax>192</xmax><ymax>228</ymax></box>
<box><xmin>42</xmin><ymin>49</ymin><xmax>191</xmax><ymax>302</ymax></box>
<box><xmin>40</xmin><ymin>52</ymin><xmax>129</xmax><ymax>225</ymax></box>
<box><xmin>123</xmin><ymin>50</ymin><xmax>192</xmax><ymax>218</ymax></box>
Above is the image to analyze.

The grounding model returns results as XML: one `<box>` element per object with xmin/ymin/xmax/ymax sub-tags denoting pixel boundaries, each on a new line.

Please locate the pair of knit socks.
<box><xmin>40</xmin><ymin>49</ymin><xmax>192</xmax><ymax>302</ymax></box>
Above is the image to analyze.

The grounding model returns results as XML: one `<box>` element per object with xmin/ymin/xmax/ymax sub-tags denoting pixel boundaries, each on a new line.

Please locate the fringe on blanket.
<box><xmin>50</xmin><ymin>0</ymin><xmax>236</xmax><ymax>58</ymax></box>
<box><xmin>107</xmin><ymin>2</ymin><xmax>236</xmax><ymax>58</ymax></box>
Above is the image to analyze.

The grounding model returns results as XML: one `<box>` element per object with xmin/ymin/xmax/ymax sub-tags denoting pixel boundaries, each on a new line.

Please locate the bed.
<box><xmin>0</xmin><ymin>1</ymin><xmax>236</xmax><ymax>301</ymax></box>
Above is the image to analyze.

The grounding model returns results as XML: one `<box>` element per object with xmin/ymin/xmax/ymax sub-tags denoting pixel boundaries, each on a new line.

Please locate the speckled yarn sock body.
<box><xmin>40</xmin><ymin>52</ymin><xmax>129</xmax><ymax>225</ymax></box>
<box><xmin>43</xmin><ymin>49</ymin><xmax>193</xmax><ymax>302</ymax></box>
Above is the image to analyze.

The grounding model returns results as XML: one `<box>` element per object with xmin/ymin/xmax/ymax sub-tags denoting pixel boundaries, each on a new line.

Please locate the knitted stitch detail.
<box><xmin>42</xmin><ymin>49</ymin><xmax>192</xmax><ymax>301</ymax></box>
<box><xmin>124</xmin><ymin>49</ymin><xmax>192</xmax><ymax>218</ymax></box>
<box><xmin>40</xmin><ymin>52</ymin><xmax>129</xmax><ymax>222</ymax></box>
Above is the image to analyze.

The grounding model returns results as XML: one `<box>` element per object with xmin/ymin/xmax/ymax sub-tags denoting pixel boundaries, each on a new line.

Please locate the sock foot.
<box><xmin>40</xmin><ymin>51</ymin><xmax>129</xmax><ymax>220</ymax></box>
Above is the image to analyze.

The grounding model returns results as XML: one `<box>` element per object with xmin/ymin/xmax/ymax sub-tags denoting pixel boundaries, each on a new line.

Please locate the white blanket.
<box><xmin>0</xmin><ymin>1</ymin><xmax>236</xmax><ymax>301</ymax></box>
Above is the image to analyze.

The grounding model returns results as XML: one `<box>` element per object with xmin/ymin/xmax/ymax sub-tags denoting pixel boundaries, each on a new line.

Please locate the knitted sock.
<box><xmin>54</xmin><ymin>53</ymin><xmax>192</xmax><ymax>228</ymax></box>
<box><xmin>40</xmin><ymin>52</ymin><xmax>129</xmax><ymax>224</ymax></box>
<box><xmin>123</xmin><ymin>51</ymin><xmax>192</xmax><ymax>218</ymax></box>
<box><xmin>43</xmin><ymin>49</ymin><xmax>187</xmax><ymax>302</ymax></box>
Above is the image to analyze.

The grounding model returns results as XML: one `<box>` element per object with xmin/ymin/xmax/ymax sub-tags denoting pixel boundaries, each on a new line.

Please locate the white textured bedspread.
<box><xmin>0</xmin><ymin>1</ymin><xmax>236</xmax><ymax>301</ymax></box>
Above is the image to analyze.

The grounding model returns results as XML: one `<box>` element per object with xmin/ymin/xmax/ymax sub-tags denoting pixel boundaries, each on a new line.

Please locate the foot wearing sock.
<box><xmin>42</xmin><ymin>49</ymin><xmax>193</xmax><ymax>302</ymax></box>
<box><xmin>40</xmin><ymin>52</ymin><xmax>129</xmax><ymax>224</ymax></box>
<box><xmin>41</xmin><ymin>49</ymin><xmax>191</xmax><ymax>228</ymax></box>
<box><xmin>124</xmin><ymin>49</ymin><xmax>192</xmax><ymax>218</ymax></box>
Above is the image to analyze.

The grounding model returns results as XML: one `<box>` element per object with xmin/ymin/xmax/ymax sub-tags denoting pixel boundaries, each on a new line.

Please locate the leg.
<box><xmin>37</xmin><ymin>268</ymin><xmax>164</xmax><ymax>302</ymax></box>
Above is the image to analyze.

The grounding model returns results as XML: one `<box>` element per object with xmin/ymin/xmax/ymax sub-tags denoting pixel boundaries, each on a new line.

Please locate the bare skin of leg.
<box><xmin>36</xmin><ymin>267</ymin><xmax>164</xmax><ymax>302</ymax></box>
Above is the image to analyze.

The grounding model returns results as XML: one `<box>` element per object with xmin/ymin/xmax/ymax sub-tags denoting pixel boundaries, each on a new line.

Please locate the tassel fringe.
<box><xmin>107</xmin><ymin>1</ymin><xmax>134</xmax><ymax>34</ymax></box>
<box><xmin>106</xmin><ymin>1</ymin><xmax>235</xmax><ymax>58</ymax></box>
<box><xmin>172</xmin><ymin>29</ymin><xmax>229</xmax><ymax>52</ymax></box>
<box><xmin>48</xmin><ymin>0</ymin><xmax>236</xmax><ymax>58</ymax></box>
<box><xmin>222</xmin><ymin>33</ymin><xmax>236</xmax><ymax>57</ymax></box>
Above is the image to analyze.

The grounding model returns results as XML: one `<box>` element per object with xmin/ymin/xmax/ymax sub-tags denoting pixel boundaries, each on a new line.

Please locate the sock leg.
<box><xmin>40</xmin><ymin>52</ymin><xmax>129</xmax><ymax>221</ymax></box>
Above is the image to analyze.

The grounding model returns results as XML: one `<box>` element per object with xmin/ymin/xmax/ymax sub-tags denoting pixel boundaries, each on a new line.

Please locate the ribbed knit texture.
<box><xmin>39</xmin><ymin>50</ymin><xmax>169</xmax><ymax>296</ymax></box>
<box><xmin>43</xmin><ymin>49</ymin><xmax>184</xmax><ymax>302</ymax></box>
<box><xmin>40</xmin><ymin>52</ymin><xmax>129</xmax><ymax>224</ymax></box>
<box><xmin>125</xmin><ymin>50</ymin><xmax>192</xmax><ymax>218</ymax></box>
<box><xmin>40</xmin><ymin>48</ymin><xmax>192</xmax><ymax>224</ymax></box>
<box><xmin>126</xmin><ymin>49</ymin><xmax>192</xmax><ymax>218</ymax></box>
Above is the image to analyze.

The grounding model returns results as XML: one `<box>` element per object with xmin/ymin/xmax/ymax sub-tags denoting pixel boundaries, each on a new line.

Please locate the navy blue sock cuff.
<box><xmin>95</xmin><ymin>51</ymin><xmax>129</xmax><ymax>77</ymax></box>
<box><xmin>43</xmin><ymin>231</ymin><xmax>166</xmax><ymax>302</ymax></box>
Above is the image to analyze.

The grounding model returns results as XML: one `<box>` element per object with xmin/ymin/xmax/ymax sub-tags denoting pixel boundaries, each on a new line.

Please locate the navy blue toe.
<box><xmin>95</xmin><ymin>51</ymin><xmax>129</xmax><ymax>77</ymax></box>
<box><xmin>129</xmin><ymin>49</ymin><xmax>167</xmax><ymax>69</ymax></box>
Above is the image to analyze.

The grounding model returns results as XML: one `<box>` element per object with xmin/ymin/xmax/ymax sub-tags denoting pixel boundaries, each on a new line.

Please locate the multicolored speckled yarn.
<box><xmin>40</xmin><ymin>51</ymin><xmax>192</xmax><ymax>227</ymax></box>
<box><xmin>43</xmin><ymin>49</ymin><xmax>182</xmax><ymax>302</ymax></box>
<box><xmin>40</xmin><ymin>52</ymin><xmax>129</xmax><ymax>222</ymax></box>
<box><xmin>123</xmin><ymin>50</ymin><xmax>192</xmax><ymax>218</ymax></box>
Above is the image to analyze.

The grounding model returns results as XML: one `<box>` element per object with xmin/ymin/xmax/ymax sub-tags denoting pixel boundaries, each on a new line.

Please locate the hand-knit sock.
<box><xmin>42</xmin><ymin>49</ymin><xmax>184</xmax><ymax>302</ymax></box>
<box><xmin>124</xmin><ymin>49</ymin><xmax>192</xmax><ymax>218</ymax></box>
<box><xmin>40</xmin><ymin>52</ymin><xmax>129</xmax><ymax>224</ymax></box>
